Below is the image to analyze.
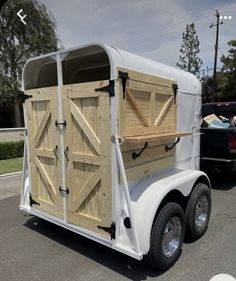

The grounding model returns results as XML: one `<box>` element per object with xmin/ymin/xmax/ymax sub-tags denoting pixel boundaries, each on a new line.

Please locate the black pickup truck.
<box><xmin>200</xmin><ymin>102</ymin><xmax>236</xmax><ymax>174</ymax></box>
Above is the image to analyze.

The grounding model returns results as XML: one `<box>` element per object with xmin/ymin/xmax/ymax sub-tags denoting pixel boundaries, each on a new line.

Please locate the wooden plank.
<box><xmin>34</xmin><ymin>104</ymin><xmax>51</xmax><ymax>147</ymax></box>
<box><xmin>80</xmin><ymin>93</ymin><xmax>99</xmax><ymax>218</ymax></box>
<box><xmin>117</xmin><ymin>67</ymin><xmax>176</xmax><ymax>88</ymax></box>
<box><xmin>127</xmin><ymin>80</ymin><xmax>172</xmax><ymax>96</ymax></box>
<box><xmin>99</xmin><ymin>94</ymin><xmax>112</xmax><ymax>226</ymax></box>
<box><xmin>150</xmin><ymin>92</ymin><xmax>156</xmax><ymax>126</ymax></box>
<box><xmin>72</xmin><ymin>153</ymin><xmax>102</xmax><ymax>165</ymax></box>
<box><xmin>124</xmin><ymin>131</ymin><xmax>191</xmax><ymax>144</ymax></box>
<box><xmin>34</xmin><ymin>156</ymin><xmax>56</xmax><ymax>203</ymax></box>
<box><xmin>154</xmin><ymin>96</ymin><xmax>174</xmax><ymax>127</ymax></box>
<box><xmin>35</xmin><ymin>148</ymin><xmax>55</xmax><ymax>159</ymax></box>
<box><xmin>33</xmin><ymin>199</ymin><xmax>63</xmax><ymax>218</ymax></box>
<box><xmin>126</xmin><ymin>90</ymin><xmax>150</xmax><ymax>127</ymax></box>
<box><xmin>71</xmin><ymin>167</ymin><xmax>102</xmax><ymax>212</ymax></box>
<box><xmin>126</xmin><ymin>156</ymin><xmax>175</xmax><ymax>181</ymax></box>
<box><xmin>67</xmin><ymin>211</ymin><xmax>110</xmax><ymax>236</ymax></box>
<box><xmin>70</xmin><ymin>99</ymin><xmax>100</xmax><ymax>154</ymax></box>
<box><xmin>64</xmin><ymin>80</ymin><xmax>109</xmax><ymax>99</ymax></box>
<box><xmin>123</xmin><ymin>144</ymin><xmax>174</xmax><ymax>169</ymax></box>
<box><xmin>121</xmin><ymin>138</ymin><xmax>175</xmax><ymax>152</ymax></box>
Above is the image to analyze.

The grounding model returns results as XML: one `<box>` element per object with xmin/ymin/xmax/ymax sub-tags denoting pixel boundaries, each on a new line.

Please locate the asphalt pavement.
<box><xmin>0</xmin><ymin>173</ymin><xmax>22</xmax><ymax>200</ymax></box>
<box><xmin>0</xmin><ymin>173</ymin><xmax>236</xmax><ymax>281</ymax></box>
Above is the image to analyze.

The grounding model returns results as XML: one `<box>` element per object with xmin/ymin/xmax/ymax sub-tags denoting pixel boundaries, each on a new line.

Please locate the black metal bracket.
<box><xmin>118</xmin><ymin>71</ymin><xmax>129</xmax><ymax>99</ymax></box>
<box><xmin>132</xmin><ymin>142</ymin><xmax>148</xmax><ymax>159</ymax></box>
<box><xmin>95</xmin><ymin>80</ymin><xmax>115</xmax><ymax>97</ymax></box>
<box><xmin>165</xmin><ymin>137</ymin><xmax>180</xmax><ymax>152</ymax></box>
<box><xmin>172</xmin><ymin>83</ymin><xmax>178</xmax><ymax>104</ymax></box>
<box><xmin>59</xmin><ymin>186</ymin><xmax>69</xmax><ymax>194</ymax></box>
<box><xmin>21</xmin><ymin>93</ymin><xmax>33</xmax><ymax>103</ymax></box>
<box><xmin>55</xmin><ymin>120</ymin><xmax>67</xmax><ymax>127</ymax></box>
<box><xmin>54</xmin><ymin>145</ymin><xmax>59</xmax><ymax>159</ymax></box>
<box><xmin>64</xmin><ymin>146</ymin><xmax>69</xmax><ymax>162</ymax></box>
<box><xmin>29</xmin><ymin>193</ymin><xmax>40</xmax><ymax>206</ymax></box>
<box><xmin>97</xmin><ymin>222</ymin><xmax>116</xmax><ymax>239</ymax></box>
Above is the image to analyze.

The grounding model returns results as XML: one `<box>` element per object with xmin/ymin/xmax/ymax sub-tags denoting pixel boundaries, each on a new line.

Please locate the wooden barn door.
<box><xmin>24</xmin><ymin>87</ymin><xmax>63</xmax><ymax>218</ymax></box>
<box><xmin>63</xmin><ymin>81</ymin><xmax>112</xmax><ymax>236</ymax></box>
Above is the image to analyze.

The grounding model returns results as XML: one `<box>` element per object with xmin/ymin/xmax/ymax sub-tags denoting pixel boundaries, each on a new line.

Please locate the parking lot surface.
<box><xmin>0</xmin><ymin>173</ymin><xmax>236</xmax><ymax>281</ymax></box>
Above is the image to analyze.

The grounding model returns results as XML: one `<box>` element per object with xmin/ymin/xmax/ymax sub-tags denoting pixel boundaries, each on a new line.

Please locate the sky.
<box><xmin>21</xmin><ymin>0</ymin><xmax>236</xmax><ymax>75</ymax></box>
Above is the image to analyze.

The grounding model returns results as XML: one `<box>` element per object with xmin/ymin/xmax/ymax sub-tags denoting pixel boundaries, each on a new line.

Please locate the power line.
<box><xmin>122</xmin><ymin>12</ymin><xmax>214</xmax><ymax>49</ymax></box>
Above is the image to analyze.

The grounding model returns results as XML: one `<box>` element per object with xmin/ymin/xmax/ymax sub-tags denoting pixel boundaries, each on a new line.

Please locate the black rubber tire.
<box><xmin>185</xmin><ymin>183</ymin><xmax>211</xmax><ymax>240</ymax></box>
<box><xmin>145</xmin><ymin>202</ymin><xmax>185</xmax><ymax>270</ymax></box>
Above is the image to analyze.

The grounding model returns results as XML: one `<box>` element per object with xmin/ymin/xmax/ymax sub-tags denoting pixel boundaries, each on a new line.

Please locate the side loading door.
<box><xmin>63</xmin><ymin>81</ymin><xmax>112</xmax><ymax>236</ymax></box>
<box><xmin>24</xmin><ymin>87</ymin><xmax>63</xmax><ymax>218</ymax></box>
<box><xmin>118</xmin><ymin>68</ymin><xmax>177</xmax><ymax>137</ymax></box>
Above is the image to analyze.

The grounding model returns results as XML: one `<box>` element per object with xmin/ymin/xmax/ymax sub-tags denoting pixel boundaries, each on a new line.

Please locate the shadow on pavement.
<box><xmin>24</xmin><ymin>217</ymin><xmax>165</xmax><ymax>281</ymax></box>
<box><xmin>206</xmin><ymin>171</ymin><xmax>236</xmax><ymax>190</ymax></box>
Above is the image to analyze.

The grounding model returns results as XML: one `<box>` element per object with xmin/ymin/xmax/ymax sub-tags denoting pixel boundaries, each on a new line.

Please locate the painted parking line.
<box><xmin>0</xmin><ymin>171</ymin><xmax>22</xmax><ymax>178</ymax></box>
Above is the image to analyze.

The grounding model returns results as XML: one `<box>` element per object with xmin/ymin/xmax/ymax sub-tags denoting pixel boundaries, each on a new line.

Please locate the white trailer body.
<box><xmin>20</xmin><ymin>43</ymin><xmax>211</xmax><ymax>269</ymax></box>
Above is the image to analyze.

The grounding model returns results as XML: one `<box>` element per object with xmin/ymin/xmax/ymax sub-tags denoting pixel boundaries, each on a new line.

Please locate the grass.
<box><xmin>0</xmin><ymin>157</ymin><xmax>23</xmax><ymax>175</ymax></box>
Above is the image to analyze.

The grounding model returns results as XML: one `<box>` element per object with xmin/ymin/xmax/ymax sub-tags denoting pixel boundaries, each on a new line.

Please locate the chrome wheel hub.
<box><xmin>195</xmin><ymin>195</ymin><xmax>209</xmax><ymax>229</ymax></box>
<box><xmin>162</xmin><ymin>217</ymin><xmax>182</xmax><ymax>257</ymax></box>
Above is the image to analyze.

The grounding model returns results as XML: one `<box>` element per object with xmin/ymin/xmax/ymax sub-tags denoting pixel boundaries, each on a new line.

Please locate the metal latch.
<box><xmin>97</xmin><ymin>222</ymin><xmax>116</xmax><ymax>239</ymax></box>
<box><xmin>59</xmin><ymin>186</ymin><xmax>69</xmax><ymax>194</ymax></box>
<box><xmin>95</xmin><ymin>80</ymin><xmax>115</xmax><ymax>97</ymax></box>
<box><xmin>55</xmin><ymin>120</ymin><xmax>67</xmax><ymax>127</ymax></box>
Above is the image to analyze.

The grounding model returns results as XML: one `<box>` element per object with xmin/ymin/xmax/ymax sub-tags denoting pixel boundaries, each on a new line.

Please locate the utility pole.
<box><xmin>209</xmin><ymin>11</ymin><xmax>232</xmax><ymax>101</ymax></box>
<box><xmin>210</xmin><ymin>10</ymin><xmax>223</xmax><ymax>101</ymax></box>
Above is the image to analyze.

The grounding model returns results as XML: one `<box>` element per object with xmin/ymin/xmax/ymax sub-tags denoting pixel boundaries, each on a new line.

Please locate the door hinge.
<box><xmin>21</xmin><ymin>92</ymin><xmax>33</xmax><ymax>103</ymax></box>
<box><xmin>97</xmin><ymin>222</ymin><xmax>116</xmax><ymax>239</ymax></box>
<box><xmin>118</xmin><ymin>71</ymin><xmax>129</xmax><ymax>99</ymax></box>
<box><xmin>29</xmin><ymin>193</ymin><xmax>40</xmax><ymax>206</ymax></box>
<box><xmin>172</xmin><ymin>83</ymin><xmax>178</xmax><ymax>104</ymax></box>
<box><xmin>95</xmin><ymin>80</ymin><xmax>115</xmax><ymax>97</ymax></box>
<box><xmin>55</xmin><ymin>120</ymin><xmax>67</xmax><ymax>127</ymax></box>
<box><xmin>59</xmin><ymin>186</ymin><xmax>69</xmax><ymax>194</ymax></box>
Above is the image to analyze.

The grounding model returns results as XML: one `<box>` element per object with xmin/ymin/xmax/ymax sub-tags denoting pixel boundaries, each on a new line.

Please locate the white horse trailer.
<box><xmin>20</xmin><ymin>43</ymin><xmax>211</xmax><ymax>270</ymax></box>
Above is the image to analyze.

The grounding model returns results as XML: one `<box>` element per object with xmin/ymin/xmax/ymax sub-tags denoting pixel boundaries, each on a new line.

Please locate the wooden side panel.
<box><xmin>121</xmin><ymin>140</ymin><xmax>175</xmax><ymax>181</ymax></box>
<box><xmin>118</xmin><ymin>68</ymin><xmax>178</xmax><ymax>181</ymax></box>
<box><xmin>118</xmin><ymin>68</ymin><xmax>177</xmax><ymax>137</ymax></box>
<box><xmin>63</xmin><ymin>82</ymin><xmax>112</xmax><ymax>236</ymax></box>
<box><xmin>25</xmin><ymin>87</ymin><xmax>63</xmax><ymax>217</ymax></box>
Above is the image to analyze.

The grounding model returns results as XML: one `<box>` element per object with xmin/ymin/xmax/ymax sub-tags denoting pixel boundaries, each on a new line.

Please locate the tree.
<box><xmin>177</xmin><ymin>23</ymin><xmax>202</xmax><ymax>77</ymax></box>
<box><xmin>220</xmin><ymin>40</ymin><xmax>236</xmax><ymax>101</ymax></box>
<box><xmin>201</xmin><ymin>72</ymin><xmax>227</xmax><ymax>102</ymax></box>
<box><xmin>0</xmin><ymin>0</ymin><xmax>61</xmax><ymax>127</ymax></box>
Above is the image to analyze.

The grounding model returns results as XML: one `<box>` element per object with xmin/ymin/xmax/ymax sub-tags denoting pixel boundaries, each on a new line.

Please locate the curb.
<box><xmin>0</xmin><ymin>171</ymin><xmax>22</xmax><ymax>178</ymax></box>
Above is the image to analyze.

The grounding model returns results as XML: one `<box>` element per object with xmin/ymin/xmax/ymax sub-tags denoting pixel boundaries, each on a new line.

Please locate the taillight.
<box><xmin>229</xmin><ymin>136</ymin><xmax>236</xmax><ymax>152</ymax></box>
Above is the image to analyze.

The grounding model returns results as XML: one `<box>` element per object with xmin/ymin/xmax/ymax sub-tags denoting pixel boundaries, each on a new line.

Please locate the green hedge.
<box><xmin>0</xmin><ymin>141</ymin><xmax>24</xmax><ymax>160</ymax></box>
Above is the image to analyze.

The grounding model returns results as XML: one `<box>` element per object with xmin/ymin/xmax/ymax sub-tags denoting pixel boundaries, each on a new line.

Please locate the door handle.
<box><xmin>64</xmin><ymin>146</ymin><xmax>69</xmax><ymax>161</ymax></box>
<box><xmin>54</xmin><ymin>145</ymin><xmax>59</xmax><ymax>159</ymax></box>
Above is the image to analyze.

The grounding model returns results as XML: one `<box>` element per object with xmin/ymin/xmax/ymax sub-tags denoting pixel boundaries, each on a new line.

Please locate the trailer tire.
<box><xmin>185</xmin><ymin>183</ymin><xmax>211</xmax><ymax>240</ymax></box>
<box><xmin>145</xmin><ymin>202</ymin><xmax>185</xmax><ymax>270</ymax></box>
